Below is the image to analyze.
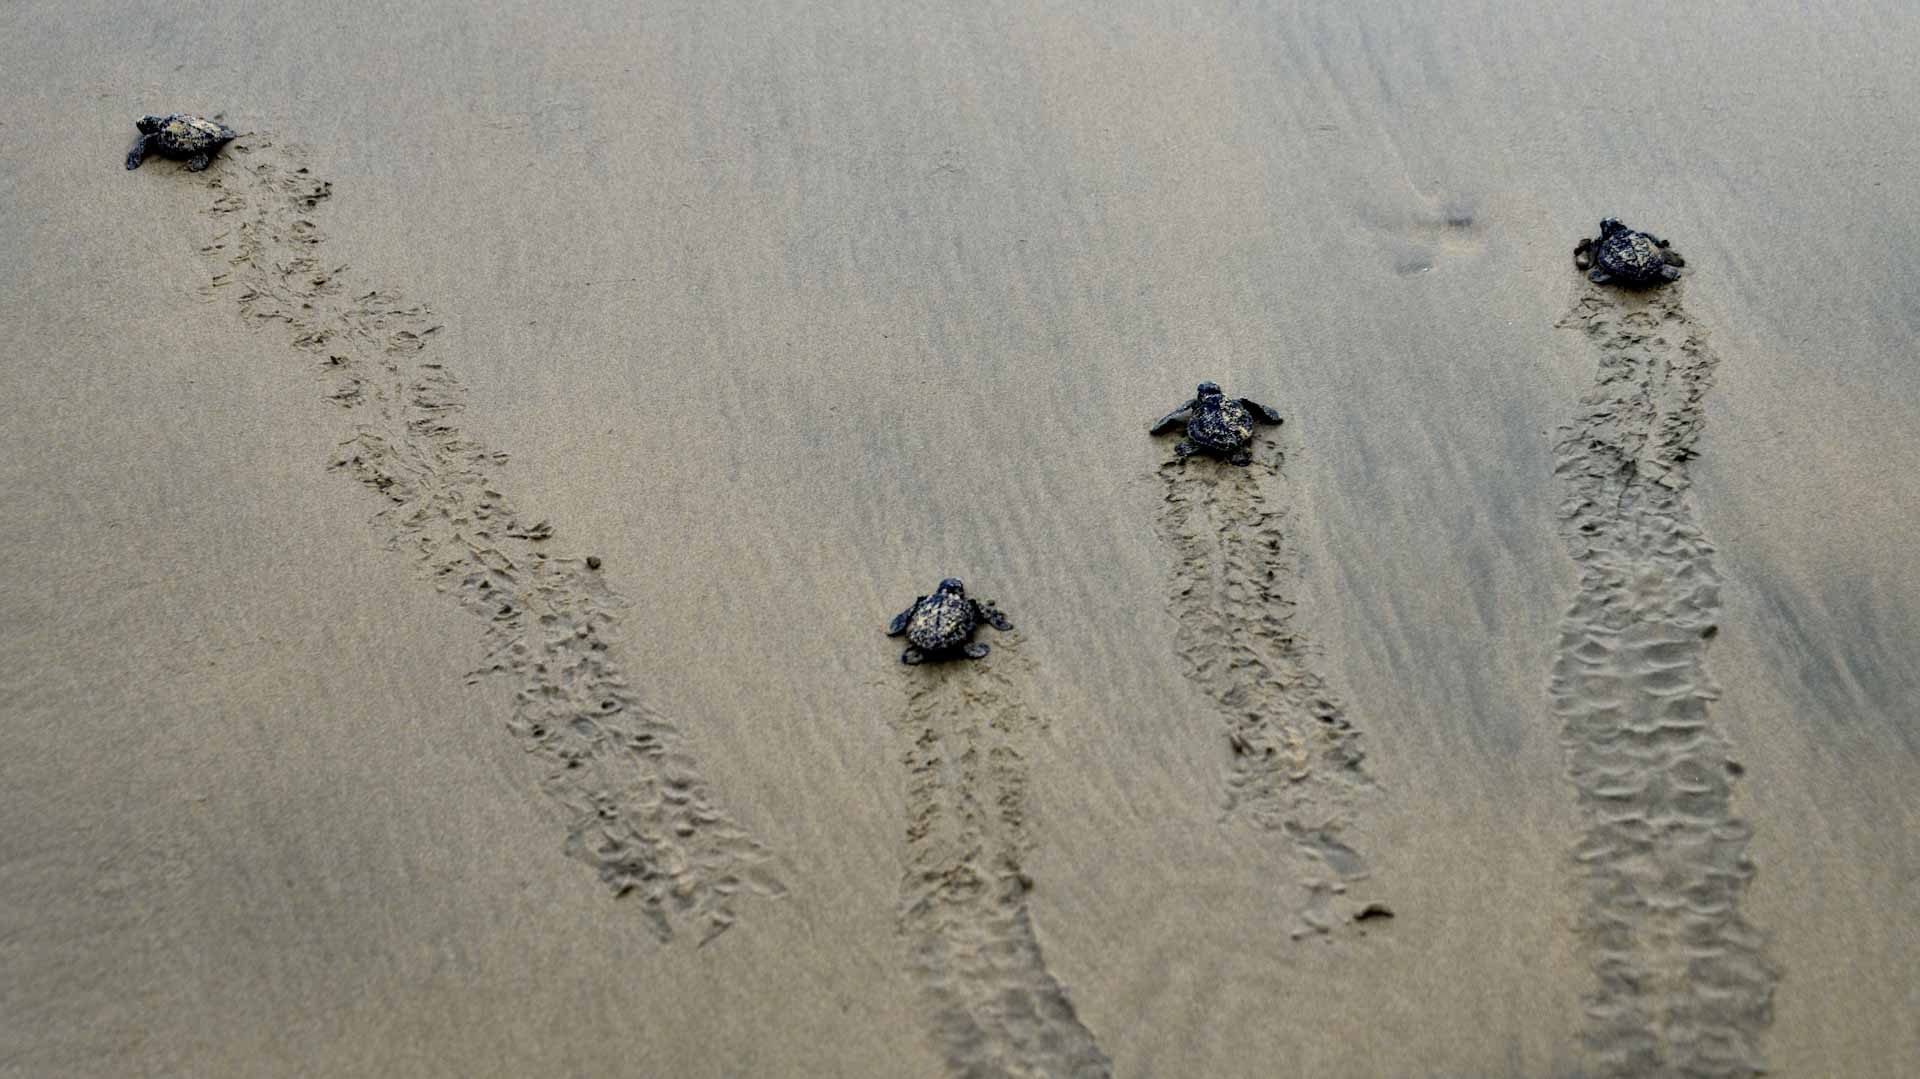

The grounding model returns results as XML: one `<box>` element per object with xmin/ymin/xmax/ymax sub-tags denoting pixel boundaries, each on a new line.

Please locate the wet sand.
<box><xmin>3</xmin><ymin>2</ymin><xmax>1917</xmax><ymax>1076</ymax></box>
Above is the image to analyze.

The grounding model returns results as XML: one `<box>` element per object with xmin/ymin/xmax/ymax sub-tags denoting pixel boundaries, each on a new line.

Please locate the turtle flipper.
<box><xmin>1230</xmin><ymin>448</ymin><xmax>1254</xmax><ymax>466</ymax></box>
<box><xmin>1150</xmin><ymin>399</ymin><xmax>1198</xmax><ymax>434</ymax></box>
<box><xmin>901</xmin><ymin>647</ymin><xmax>928</xmax><ymax>665</ymax></box>
<box><xmin>972</xmin><ymin>600</ymin><xmax>1013</xmax><ymax>632</ymax></box>
<box><xmin>887</xmin><ymin>598</ymin><xmax>924</xmax><ymax>637</ymax></box>
<box><xmin>1660</xmin><ymin>264</ymin><xmax>1683</xmax><ymax>281</ymax></box>
<box><xmin>125</xmin><ymin>132</ymin><xmax>154</xmax><ymax>170</ymax></box>
<box><xmin>1587</xmin><ymin>268</ymin><xmax>1613</xmax><ymax>285</ymax></box>
<box><xmin>1173</xmin><ymin>440</ymin><xmax>1199</xmax><ymax>458</ymax></box>
<box><xmin>964</xmin><ymin>642</ymin><xmax>991</xmax><ymax>660</ymax></box>
<box><xmin>1240</xmin><ymin>399</ymin><xmax>1284</xmax><ymax>425</ymax></box>
<box><xmin>185</xmin><ymin>152</ymin><xmax>212</xmax><ymax>172</ymax></box>
<box><xmin>1573</xmin><ymin>237</ymin><xmax>1595</xmax><ymax>272</ymax></box>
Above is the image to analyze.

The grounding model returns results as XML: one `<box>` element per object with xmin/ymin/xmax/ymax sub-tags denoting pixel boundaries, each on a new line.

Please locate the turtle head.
<box><xmin>936</xmin><ymin>577</ymin><xmax>965</xmax><ymax>596</ymax></box>
<box><xmin>1196</xmin><ymin>381</ymin><xmax>1224</xmax><ymax>398</ymax></box>
<box><xmin>136</xmin><ymin>116</ymin><xmax>163</xmax><ymax>134</ymax></box>
<box><xmin>1598</xmin><ymin>217</ymin><xmax>1624</xmax><ymax>236</ymax></box>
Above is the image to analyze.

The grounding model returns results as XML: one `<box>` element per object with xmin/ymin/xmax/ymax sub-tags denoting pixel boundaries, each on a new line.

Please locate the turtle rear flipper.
<box><xmin>1587</xmin><ymin>268</ymin><xmax>1613</xmax><ymax>285</ymax></box>
<box><xmin>972</xmin><ymin>600</ymin><xmax>1012</xmax><ymax>632</ymax></box>
<box><xmin>1229</xmin><ymin>448</ymin><xmax>1254</xmax><ymax>466</ymax></box>
<box><xmin>901</xmin><ymin>647</ymin><xmax>929</xmax><ymax>665</ymax></box>
<box><xmin>125</xmin><ymin>132</ymin><xmax>154</xmax><ymax>170</ymax></box>
<box><xmin>1240</xmin><ymin>399</ymin><xmax>1284</xmax><ymax>425</ymax></box>
<box><xmin>963</xmin><ymin>642</ymin><xmax>990</xmax><ymax>660</ymax></box>
<box><xmin>1660</xmin><ymin>264</ymin><xmax>1683</xmax><ymax>281</ymax></box>
<box><xmin>1150</xmin><ymin>398</ymin><xmax>1197</xmax><ymax>434</ymax></box>
<box><xmin>185</xmin><ymin>152</ymin><xmax>212</xmax><ymax>172</ymax></box>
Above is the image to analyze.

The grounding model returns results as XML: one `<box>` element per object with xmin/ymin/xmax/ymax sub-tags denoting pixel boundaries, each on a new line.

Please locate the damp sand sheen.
<box><xmin>203</xmin><ymin>140</ymin><xmax>1106</xmax><ymax>1069</ymax></box>
<box><xmin>203</xmin><ymin>141</ymin><xmax>783</xmax><ymax>941</ymax></box>
<box><xmin>894</xmin><ymin>644</ymin><xmax>1111</xmax><ymax>1078</ymax></box>
<box><xmin>1153</xmin><ymin>436</ymin><xmax>1378</xmax><ymax>934</ymax></box>
<box><xmin>135</xmin><ymin>143</ymin><xmax>1779</xmax><ymax>1076</ymax></box>
<box><xmin>188</xmin><ymin>138</ymin><xmax>1341</xmax><ymax>1071</ymax></box>
<box><xmin>1551</xmin><ymin>285</ymin><xmax>1777</xmax><ymax>1076</ymax></box>
<box><xmin>8</xmin><ymin>6</ymin><xmax>1920</xmax><ymax>1074</ymax></box>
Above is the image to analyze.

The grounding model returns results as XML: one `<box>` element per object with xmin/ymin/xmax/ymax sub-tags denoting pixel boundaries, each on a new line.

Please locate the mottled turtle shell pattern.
<box><xmin>154</xmin><ymin>115</ymin><xmax>231</xmax><ymax>156</ymax></box>
<box><xmin>1185</xmin><ymin>397</ymin><xmax>1257</xmax><ymax>453</ymax></box>
<box><xmin>907</xmin><ymin>591</ymin><xmax>977</xmax><ymax>653</ymax></box>
<box><xmin>1594</xmin><ymin>228</ymin><xmax>1670</xmax><ymax>285</ymax></box>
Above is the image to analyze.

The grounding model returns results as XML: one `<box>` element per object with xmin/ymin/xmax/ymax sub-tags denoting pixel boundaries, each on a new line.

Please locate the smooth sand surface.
<box><xmin>3</xmin><ymin>2</ymin><xmax>1917</xmax><ymax>1076</ymax></box>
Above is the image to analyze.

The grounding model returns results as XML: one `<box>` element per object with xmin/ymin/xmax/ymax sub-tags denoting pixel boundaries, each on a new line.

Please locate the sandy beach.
<box><xmin>3</xmin><ymin>2</ymin><xmax>1917</xmax><ymax>1076</ymax></box>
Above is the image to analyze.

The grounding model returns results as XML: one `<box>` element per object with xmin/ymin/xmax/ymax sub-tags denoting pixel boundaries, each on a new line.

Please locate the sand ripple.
<box><xmin>1551</xmin><ymin>283</ymin><xmax>1778</xmax><ymax>1076</ymax></box>
<box><xmin>895</xmin><ymin>643</ymin><xmax>1111</xmax><ymax>1078</ymax></box>
<box><xmin>1153</xmin><ymin>440</ymin><xmax>1375</xmax><ymax>934</ymax></box>
<box><xmin>196</xmin><ymin>140</ymin><xmax>783</xmax><ymax>942</ymax></box>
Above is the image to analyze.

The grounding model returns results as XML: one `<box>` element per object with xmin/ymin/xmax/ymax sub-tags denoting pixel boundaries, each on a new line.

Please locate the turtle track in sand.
<box><xmin>1153</xmin><ymin>439</ymin><xmax>1375</xmax><ymax>933</ymax></box>
<box><xmin>1551</xmin><ymin>284</ymin><xmax>1777</xmax><ymax>1076</ymax></box>
<box><xmin>194</xmin><ymin>139</ymin><xmax>781</xmax><ymax>942</ymax></box>
<box><xmin>895</xmin><ymin>642</ymin><xmax>1111</xmax><ymax>1078</ymax></box>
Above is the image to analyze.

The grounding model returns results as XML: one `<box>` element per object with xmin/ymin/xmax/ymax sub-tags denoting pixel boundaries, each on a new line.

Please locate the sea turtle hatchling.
<box><xmin>125</xmin><ymin>114</ymin><xmax>238</xmax><ymax>172</ymax></box>
<box><xmin>886</xmin><ymin>578</ymin><xmax>1013</xmax><ymax>664</ymax></box>
<box><xmin>1573</xmin><ymin>218</ymin><xmax>1685</xmax><ymax>287</ymax></box>
<box><xmin>1149</xmin><ymin>381</ymin><xmax>1284</xmax><ymax>466</ymax></box>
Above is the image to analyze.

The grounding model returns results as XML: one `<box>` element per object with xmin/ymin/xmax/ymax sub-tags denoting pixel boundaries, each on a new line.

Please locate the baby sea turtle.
<box><xmin>1573</xmin><ymin>218</ymin><xmax>1685</xmax><ymax>287</ymax></box>
<box><xmin>886</xmin><ymin>578</ymin><xmax>1012</xmax><ymax>664</ymax></box>
<box><xmin>125</xmin><ymin>114</ymin><xmax>238</xmax><ymax>172</ymax></box>
<box><xmin>1149</xmin><ymin>381</ymin><xmax>1284</xmax><ymax>466</ymax></box>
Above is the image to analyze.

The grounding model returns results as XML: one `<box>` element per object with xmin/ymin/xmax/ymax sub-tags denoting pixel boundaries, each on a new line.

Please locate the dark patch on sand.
<box><xmin>1153</xmin><ymin>439</ymin><xmax>1376</xmax><ymax>935</ymax></box>
<box><xmin>195</xmin><ymin>140</ymin><xmax>782</xmax><ymax>942</ymax></box>
<box><xmin>1551</xmin><ymin>284</ymin><xmax>1778</xmax><ymax>1075</ymax></box>
<box><xmin>894</xmin><ymin>640</ymin><xmax>1111</xmax><ymax>1078</ymax></box>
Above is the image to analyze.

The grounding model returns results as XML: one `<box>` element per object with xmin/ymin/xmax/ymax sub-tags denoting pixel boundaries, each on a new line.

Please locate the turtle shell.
<box><xmin>1186</xmin><ymin>397</ymin><xmax>1256</xmax><ymax>453</ymax></box>
<box><xmin>1595</xmin><ymin>229</ymin><xmax>1669</xmax><ymax>285</ymax></box>
<box><xmin>907</xmin><ymin>591</ymin><xmax>976</xmax><ymax>652</ymax></box>
<box><xmin>156</xmin><ymin>115</ymin><xmax>231</xmax><ymax>155</ymax></box>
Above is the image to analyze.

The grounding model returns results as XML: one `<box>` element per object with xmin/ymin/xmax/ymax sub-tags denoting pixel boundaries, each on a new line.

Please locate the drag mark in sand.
<box><xmin>1551</xmin><ymin>285</ymin><xmax>1777</xmax><ymax>1075</ymax></box>
<box><xmin>196</xmin><ymin>140</ymin><xmax>782</xmax><ymax>942</ymax></box>
<box><xmin>1154</xmin><ymin>440</ymin><xmax>1375</xmax><ymax>933</ymax></box>
<box><xmin>896</xmin><ymin>644</ymin><xmax>1111</xmax><ymax>1078</ymax></box>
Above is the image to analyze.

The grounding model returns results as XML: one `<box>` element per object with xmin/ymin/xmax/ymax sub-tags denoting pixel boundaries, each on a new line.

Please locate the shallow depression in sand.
<box><xmin>891</xmin><ymin>641</ymin><xmax>1111</xmax><ymax>1078</ymax></box>
<box><xmin>1151</xmin><ymin>436</ymin><xmax>1379</xmax><ymax>935</ymax></box>
<box><xmin>200</xmin><ymin>140</ymin><xmax>784</xmax><ymax>943</ymax></box>
<box><xmin>1550</xmin><ymin>283</ymin><xmax>1778</xmax><ymax>1077</ymax></box>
